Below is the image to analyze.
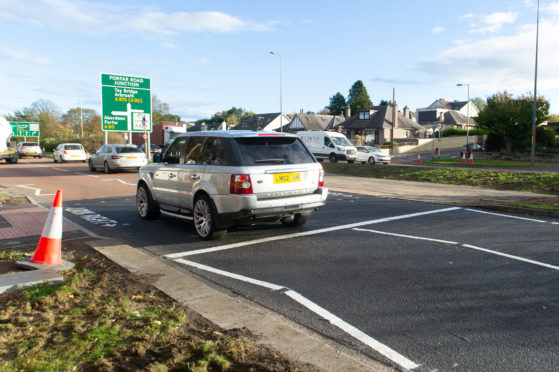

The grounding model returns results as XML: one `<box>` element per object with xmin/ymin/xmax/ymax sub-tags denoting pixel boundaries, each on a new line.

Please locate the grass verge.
<box><xmin>423</xmin><ymin>158</ymin><xmax>552</xmax><ymax>167</ymax></box>
<box><xmin>322</xmin><ymin>163</ymin><xmax>559</xmax><ymax>195</ymax></box>
<box><xmin>0</xmin><ymin>241</ymin><xmax>311</xmax><ymax>371</ymax></box>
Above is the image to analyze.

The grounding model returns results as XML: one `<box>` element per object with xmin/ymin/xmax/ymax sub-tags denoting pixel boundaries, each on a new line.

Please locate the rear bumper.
<box><xmin>213</xmin><ymin>187</ymin><xmax>328</xmax><ymax>228</ymax></box>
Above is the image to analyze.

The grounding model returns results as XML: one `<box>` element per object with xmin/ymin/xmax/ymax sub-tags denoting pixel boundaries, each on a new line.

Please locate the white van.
<box><xmin>297</xmin><ymin>131</ymin><xmax>357</xmax><ymax>163</ymax></box>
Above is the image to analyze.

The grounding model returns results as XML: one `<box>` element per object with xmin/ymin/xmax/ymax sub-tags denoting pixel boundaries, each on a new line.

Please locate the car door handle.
<box><xmin>169</xmin><ymin>173</ymin><xmax>176</xmax><ymax>178</ymax></box>
<box><xmin>191</xmin><ymin>174</ymin><xmax>200</xmax><ymax>180</ymax></box>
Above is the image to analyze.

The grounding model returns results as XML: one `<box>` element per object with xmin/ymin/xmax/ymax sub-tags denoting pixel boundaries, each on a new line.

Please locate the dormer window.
<box><xmin>359</xmin><ymin>112</ymin><xmax>370</xmax><ymax>120</ymax></box>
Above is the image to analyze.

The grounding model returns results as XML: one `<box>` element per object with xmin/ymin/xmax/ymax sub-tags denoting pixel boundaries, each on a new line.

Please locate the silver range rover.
<box><xmin>136</xmin><ymin>131</ymin><xmax>328</xmax><ymax>240</ymax></box>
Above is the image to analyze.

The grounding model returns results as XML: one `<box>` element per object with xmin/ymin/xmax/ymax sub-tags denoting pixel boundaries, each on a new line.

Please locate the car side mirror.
<box><xmin>152</xmin><ymin>153</ymin><xmax>162</xmax><ymax>163</ymax></box>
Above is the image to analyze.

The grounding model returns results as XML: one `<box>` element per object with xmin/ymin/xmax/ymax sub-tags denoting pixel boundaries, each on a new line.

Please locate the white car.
<box><xmin>89</xmin><ymin>144</ymin><xmax>147</xmax><ymax>173</ymax></box>
<box><xmin>355</xmin><ymin>146</ymin><xmax>391</xmax><ymax>164</ymax></box>
<box><xmin>53</xmin><ymin>143</ymin><xmax>86</xmax><ymax>163</ymax></box>
<box><xmin>16</xmin><ymin>142</ymin><xmax>42</xmax><ymax>158</ymax></box>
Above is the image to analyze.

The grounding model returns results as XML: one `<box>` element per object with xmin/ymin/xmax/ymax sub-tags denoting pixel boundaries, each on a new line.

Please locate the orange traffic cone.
<box><xmin>469</xmin><ymin>152</ymin><xmax>474</xmax><ymax>164</ymax></box>
<box><xmin>31</xmin><ymin>190</ymin><xmax>63</xmax><ymax>265</ymax></box>
<box><xmin>417</xmin><ymin>152</ymin><xmax>422</xmax><ymax>164</ymax></box>
<box><xmin>461</xmin><ymin>152</ymin><xmax>466</xmax><ymax>164</ymax></box>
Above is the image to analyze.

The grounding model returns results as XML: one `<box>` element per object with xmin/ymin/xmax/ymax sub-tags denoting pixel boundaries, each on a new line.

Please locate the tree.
<box><xmin>326</xmin><ymin>92</ymin><xmax>346</xmax><ymax>115</ymax></box>
<box><xmin>212</xmin><ymin>107</ymin><xmax>253</xmax><ymax>127</ymax></box>
<box><xmin>476</xmin><ymin>91</ymin><xmax>549</xmax><ymax>153</ymax></box>
<box><xmin>151</xmin><ymin>95</ymin><xmax>181</xmax><ymax>126</ymax></box>
<box><xmin>472</xmin><ymin>97</ymin><xmax>486</xmax><ymax>111</ymax></box>
<box><xmin>61</xmin><ymin>108</ymin><xmax>100</xmax><ymax>137</ymax></box>
<box><xmin>379</xmin><ymin>99</ymin><xmax>393</xmax><ymax>106</ymax></box>
<box><xmin>347</xmin><ymin>80</ymin><xmax>372</xmax><ymax>114</ymax></box>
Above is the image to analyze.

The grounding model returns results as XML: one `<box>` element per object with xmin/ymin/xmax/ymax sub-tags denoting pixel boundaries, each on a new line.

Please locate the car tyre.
<box><xmin>136</xmin><ymin>184</ymin><xmax>160</xmax><ymax>220</ymax></box>
<box><xmin>88</xmin><ymin>160</ymin><xmax>96</xmax><ymax>172</ymax></box>
<box><xmin>329</xmin><ymin>153</ymin><xmax>338</xmax><ymax>163</ymax></box>
<box><xmin>348</xmin><ymin>160</ymin><xmax>354</xmax><ymax>164</ymax></box>
<box><xmin>53</xmin><ymin>156</ymin><xmax>57</xmax><ymax>163</ymax></box>
<box><xmin>104</xmin><ymin>162</ymin><xmax>111</xmax><ymax>174</ymax></box>
<box><xmin>281</xmin><ymin>212</ymin><xmax>310</xmax><ymax>227</ymax></box>
<box><xmin>193</xmin><ymin>195</ymin><xmax>226</xmax><ymax>240</ymax></box>
<box><xmin>368</xmin><ymin>156</ymin><xmax>376</xmax><ymax>165</ymax></box>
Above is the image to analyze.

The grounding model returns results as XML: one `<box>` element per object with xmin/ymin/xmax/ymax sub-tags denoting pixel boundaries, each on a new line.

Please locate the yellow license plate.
<box><xmin>273</xmin><ymin>172</ymin><xmax>301</xmax><ymax>184</ymax></box>
<box><xmin>126</xmin><ymin>156</ymin><xmax>137</xmax><ymax>159</ymax></box>
<box><xmin>29</xmin><ymin>151</ymin><xmax>35</xmax><ymax>154</ymax></box>
<box><xmin>71</xmin><ymin>155</ymin><xmax>78</xmax><ymax>157</ymax></box>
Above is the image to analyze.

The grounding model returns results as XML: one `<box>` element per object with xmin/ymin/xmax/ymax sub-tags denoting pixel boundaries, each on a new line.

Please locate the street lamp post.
<box><xmin>457</xmin><ymin>83</ymin><xmax>470</xmax><ymax>149</ymax></box>
<box><xmin>269</xmin><ymin>51</ymin><xmax>283</xmax><ymax>132</ymax></box>
<box><xmin>530</xmin><ymin>0</ymin><xmax>540</xmax><ymax>165</ymax></box>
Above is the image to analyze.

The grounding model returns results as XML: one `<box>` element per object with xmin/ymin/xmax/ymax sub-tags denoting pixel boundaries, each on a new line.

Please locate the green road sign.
<box><xmin>101</xmin><ymin>73</ymin><xmax>152</xmax><ymax>132</ymax></box>
<box><xmin>9</xmin><ymin>122</ymin><xmax>40</xmax><ymax>137</ymax></box>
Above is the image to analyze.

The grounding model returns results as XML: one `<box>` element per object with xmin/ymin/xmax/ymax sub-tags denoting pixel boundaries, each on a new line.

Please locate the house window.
<box><xmin>359</xmin><ymin>112</ymin><xmax>370</xmax><ymax>120</ymax></box>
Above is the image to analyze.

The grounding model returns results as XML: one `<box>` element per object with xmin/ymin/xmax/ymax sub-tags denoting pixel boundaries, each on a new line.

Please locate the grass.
<box><xmin>423</xmin><ymin>158</ymin><xmax>553</xmax><ymax>167</ymax></box>
<box><xmin>0</xmin><ymin>246</ymin><xmax>305</xmax><ymax>371</ymax></box>
<box><xmin>322</xmin><ymin>162</ymin><xmax>559</xmax><ymax>195</ymax></box>
<box><xmin>505</xmin><ymin>202</ymin><xmax>559</xmax><ymax>212</ymax></box>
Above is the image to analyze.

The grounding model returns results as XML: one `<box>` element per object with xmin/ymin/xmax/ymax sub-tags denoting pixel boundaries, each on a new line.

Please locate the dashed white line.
<box><xmin>174</xmin><ymin>258</ymin><xmax>420</xmax><ymax>370</ymax></box>
<box><xmin>465</xmin><ymin>208</ymin><xmax>547</xmax><ymax>223</ymax></box>
<box><xmin>165</xmin><ymin>207</ymin><xmax>461</xmax><ymax>259</ymax></box>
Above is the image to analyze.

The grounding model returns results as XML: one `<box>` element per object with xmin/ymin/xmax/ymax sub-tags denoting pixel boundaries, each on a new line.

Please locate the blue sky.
<box><xmin>1</xmin><ymin>0</ymin><xmax>558</xmax><ymax>121</ymax></box>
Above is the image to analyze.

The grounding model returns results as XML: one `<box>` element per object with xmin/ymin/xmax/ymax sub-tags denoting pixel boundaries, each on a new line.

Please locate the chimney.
<box><xmin>345</xmin><ymin>106</ymin><xmax>351</xmax><ymax>119</ymax></box>
<box><xmin>403</xmin><ymin>106</ymin><xmax>410</xmax><ymax>119</ymax></box>
<box><xmin>300</xmin><ymin>109</ymin><xmax>304</xmax><ymax>114</ymax></box>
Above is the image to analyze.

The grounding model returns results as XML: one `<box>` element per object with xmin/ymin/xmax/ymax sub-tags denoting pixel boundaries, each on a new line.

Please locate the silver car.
<box><xmin>17</xmin><ymin>142</ymin><xmax>42</xmax><ymax>158</ymax></box>
<box><xmin>136</xmin><ymin>131</ymin><xmax>328</xmax><ymax>240</ymax></box>
<box><xmin>88</xmin><ymin>144</ymin><xmax>147</xmax><ymax>173</ymax></box>
<box><xmin>355</xmin><ymin>146</ymin><xmax>391</xmax><ymax>164</ymax></box>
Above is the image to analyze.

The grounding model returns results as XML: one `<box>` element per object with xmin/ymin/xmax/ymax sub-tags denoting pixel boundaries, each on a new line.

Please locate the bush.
<box><xmin>383</xmin><ymin>141</ymin><xmax>397</xmax><ymax>147</ymax></box>
<box><xmin>485</xmin><ymin>133</ymin><xmax>506</xmax><ymax>151</ymax></box>
<box><xmin>545</xmin><ymin>128</ymin><xmax>556</xmax><ymax>147</ymax></box>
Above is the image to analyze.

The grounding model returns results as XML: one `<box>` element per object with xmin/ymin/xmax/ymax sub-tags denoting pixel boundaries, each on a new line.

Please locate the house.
<box><xmin>416</xmin><ymin>99</ymin><xmax>479</xmax><ymax>132</ymax></box>
<box><xmin>286</xmin><ymin>113</ymin><xmax>345</xmax><ymax>132</ymax></box>
<box><xmin>334</xmin><ymin>105</ymin><xmax>426</xmax><ymax>145</ymax></box>
<box><xmin>233</xmin><ymin>113</ymin><xmax>291</xmax><ymax>131</ymax></box>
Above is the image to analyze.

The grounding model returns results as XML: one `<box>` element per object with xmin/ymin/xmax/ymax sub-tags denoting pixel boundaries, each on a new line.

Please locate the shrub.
<box><xmin>485</xmin><ymin>133</ymin><xmax>506</xmax><ymax>151</ymax></box>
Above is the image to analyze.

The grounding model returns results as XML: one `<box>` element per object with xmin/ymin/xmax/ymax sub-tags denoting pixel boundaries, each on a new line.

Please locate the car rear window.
<box><xmin>23</xmin><ymin>142</ymin><xmax>37</xmax><ymax>146</ymax></box>
<box><xmin>233</xmin><ymin>136</ymin><xmax>315</xmax><ymax>166</ymax></box>
<box><xmin>116</xmin><ymin>146</ymin><xmax>143</xmax><ymax>154</ymax></box>
<box><xmin>64</xmin><ymin>145</ymin><xmax>83</xmax><ymax>150</ymax></box>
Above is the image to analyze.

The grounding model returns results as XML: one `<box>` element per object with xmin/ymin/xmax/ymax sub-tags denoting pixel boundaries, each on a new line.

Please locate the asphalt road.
<box><xmin>2</xmin><ymin>158</ymin><xmax>558</xmax><ymax>371</ymax></box>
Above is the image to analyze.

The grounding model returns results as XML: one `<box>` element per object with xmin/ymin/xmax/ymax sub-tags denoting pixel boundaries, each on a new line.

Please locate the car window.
<box><xmin>199</xmin><ymin>137</ymin><xmax>226</xmax><ymax>166</ymax></box>
<box><xmin>184</xmin><ymin>137</ymin><xmax>205</xmax><ymax>165</ymax></box>
<box><xmin>24</xmin><ymin>142</ymin><xmax>37</xmax><ymax>146</ymax></box>
<box><xmin>331</xmin><ymin>136</ymin><xmax>352</xmax><ymax>147</ymax></box>
<box><xmin>164</xmin><ymin>137</ymin><xmax>188</xmax><ymax>164</ymax></box>
<box><xmin>64</xmin><ymin>144</ymin><xmax>83</xmax><ymax>150</ymax></box>
<box><xmin>234</xmin><ymin>136</ymin><xmax>315</xmax><ymax>166</ymax></box>
<box><xmin>116</xmin><ymin>146</ymin><xmax>143</xmax><ymax>154</ymax></box>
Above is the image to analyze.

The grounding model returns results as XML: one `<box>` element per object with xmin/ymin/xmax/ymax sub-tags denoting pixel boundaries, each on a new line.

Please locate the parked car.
<box><xmin>16</xmin><ymin>142</ymin><xmax>42</xmax><ymax>158</ymax></box>
<box><xmin>88</xmin><ymin>144</ymin><xmax>147</xmax><ymax>173</ymax></box>
<box><xmin>136</xmin><ymin>131</ymin><xmax>328</xmax><ymax>240</ymax></box>
<box><xmin>459</xmin><ymin>143</ymin><xmax>484</xmax><ymax>157</ymax></box>
<box><xmin>53</xmin><ymin>143</ymin><xmax>86</xmax><ymax>163</ymax></box>
<box><xmin>355</xmin><ymin>146</ymin><xmax>391</xmax><ymax>164</ymax></box>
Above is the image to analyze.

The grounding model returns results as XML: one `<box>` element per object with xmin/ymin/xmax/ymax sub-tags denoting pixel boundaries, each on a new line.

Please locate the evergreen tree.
<box><xmin>347</xmin><ymin>80</ymin><xmax>372</xmax><ymax>114</ymax></box>
<box><xmin>326</xmin><ymin>92</ymin><xmax>346</xmax><ymax>115</ymax></box>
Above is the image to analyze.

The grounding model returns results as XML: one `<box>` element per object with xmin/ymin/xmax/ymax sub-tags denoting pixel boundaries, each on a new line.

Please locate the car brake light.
<box><xmin>318</xmin><ymin>170</ymin><xmax>324</xmax><ymax>188</ymax></box>
<box><xmin>230</xmin><ymin>174</ymin><xmax>253</xmax><ymax>194</ymax></box>
<box><xmin>111</xmin><ymin>155</ymin><xmax>120</xmax><ymax>159</ymax></box>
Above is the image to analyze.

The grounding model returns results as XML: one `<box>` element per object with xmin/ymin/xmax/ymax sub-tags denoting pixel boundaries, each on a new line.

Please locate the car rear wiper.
<box><xmin>254</xmin><ymin>159</ymin><xmax>286</xmax><ymax>164</ymax></box>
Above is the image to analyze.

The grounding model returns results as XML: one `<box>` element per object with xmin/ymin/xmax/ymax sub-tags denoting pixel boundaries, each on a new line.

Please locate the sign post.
<box><xmin>101</xmin><ymin>74</ymin><xmax>151</xmax><ymax>144</ymax></box>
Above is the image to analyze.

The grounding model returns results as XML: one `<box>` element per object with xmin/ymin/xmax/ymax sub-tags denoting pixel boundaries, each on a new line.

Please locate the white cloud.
<box><xmin>469</xmin><ymin>11</ymin><xmax>519</xmax><ymax>34</ymax></box>
<box><xmin>0</xmin><ymin>0</ymin><xmax>273</xmax><ymax>36</ymax></box>
<box><xmin>192</xmin><ymin>58</ymin><xmax>210</xmax><ymax>65</ymax></box>
<box><xmin>432</xmin><ymin>26</ymin><xmax>445</xmax><ymax>34</ymax></box>
<box><xmin>460</xmin><ymin>13</ymin><xmax>473</xmax><ymax>19</ymax></box>
<box><xmin>0</xmin><ymin>45</ymin><xmax>50</xmax><ymax>64</ymax></box>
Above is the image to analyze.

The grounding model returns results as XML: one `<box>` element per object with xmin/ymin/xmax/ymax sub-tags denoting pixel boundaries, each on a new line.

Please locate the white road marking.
<box><xmin>165</xmin><ymin>207</ymin><xmax>460</xmax><ymax>259</ymax></box>
<box><xmin>52</xmin><ymin>168</ymin><xmax>69</xmax><ymax>172</ymax></box>
<box><xmin>353</xmin><ymin>228</ymin><xmax>458</xmax><ymax>245</ymax></box>
<box><xmin>14</xmin><ymin>184</ymin><xmax>55</xmax><ymax>196</ymax></box>
<box><xmin>465</xmin><ymin>208</ymin><xmax>547</xmax><ymax>223</ymax></box>
<box><xmin>284</xmin><ymin>290</ymin><xmax>420</xmax><ymax>371</ymax></box>
<box><xmin>352</xmin><ymin>228</ymin><xmax>558</xmax><ymax>271</ymax></box>
<box><xmin>552</xmin><ymin>222</ymin><xmax>559</xmax><ymax>225</ymax></box>
<box><xmin>461</xmin><ymin>244</ymin><xmax>559</xmax><ymax>271</ymax></box>
<box><xmin>175</xmin><ymin>258</ymin><xmax>419</xmax><ymax>370</ymax></box>
<box><xmin>175</xmin><ymin>258</ymin><xmax>283</xmax><ymax>290</ymax></box>
<box><xmin>65</xmin><ymin>207</ymin><xmax>118</xmax><ymax>227</ymax></box>
<box><xmin>102</xmin><ymin>179</ymin><xmax>136</xmax><ymax>186</ymax></box>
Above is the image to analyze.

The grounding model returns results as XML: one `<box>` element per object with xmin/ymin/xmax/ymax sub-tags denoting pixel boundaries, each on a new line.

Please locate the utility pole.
<box><xmin>391</xmin><ymin>88</ymin><xmax>395</xmax><ymax>155</ymax></box>
<box><xmin>530</xmin><ymin>0</ymin><xmax>540</xmax><ymax>165</ymax></box>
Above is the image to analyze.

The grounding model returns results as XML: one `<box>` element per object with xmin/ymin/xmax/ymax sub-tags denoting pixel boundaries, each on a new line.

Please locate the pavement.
<box><xmin>1</xmin><ymin>176</ymin><xmax>557</xmax><ymax>371</ymax></box>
